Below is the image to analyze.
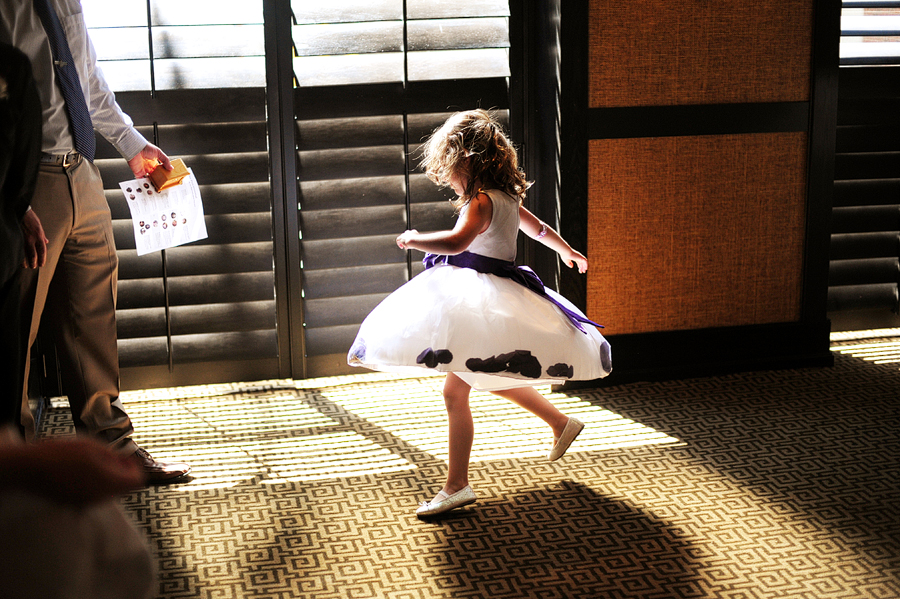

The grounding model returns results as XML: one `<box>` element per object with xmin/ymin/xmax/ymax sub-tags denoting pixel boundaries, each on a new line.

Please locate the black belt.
<box><xmin>40</xmin><ymin>151</ymin><xmax>81</xmax><ymax>168</ymax></box>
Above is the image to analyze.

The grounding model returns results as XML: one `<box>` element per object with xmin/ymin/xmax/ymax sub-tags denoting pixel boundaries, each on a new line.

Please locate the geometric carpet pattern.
<box><xmin>39</xmin><ymin>345</ymin><xmax>900</xmax><ymax>598</ymax></box>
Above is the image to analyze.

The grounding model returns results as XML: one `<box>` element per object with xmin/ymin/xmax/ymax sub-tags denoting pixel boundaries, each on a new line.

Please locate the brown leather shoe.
<box><xmin>132</xmin><ymin>446</ymin><xmax>191</xmax><ymax>484</ymax></box>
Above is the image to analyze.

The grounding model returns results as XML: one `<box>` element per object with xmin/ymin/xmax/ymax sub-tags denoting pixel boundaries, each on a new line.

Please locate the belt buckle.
<box><xmin>62</xmin><ymin>152</ymin><xmax>78</xmax><ymax>168</ymax></box>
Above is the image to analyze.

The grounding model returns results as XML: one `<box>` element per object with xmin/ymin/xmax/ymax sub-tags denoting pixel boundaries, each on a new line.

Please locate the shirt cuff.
<box><xmin>115</xmin><ymin>129</ymin><xmax>151</xmax><ymax>162</ymax></box>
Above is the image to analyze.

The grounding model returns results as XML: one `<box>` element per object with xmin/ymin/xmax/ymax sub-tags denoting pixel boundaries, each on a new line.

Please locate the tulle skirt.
<box><xmin>347</xmin><ymin>264</ymin><xmax>612</xmax><ymax>390</ymax></box>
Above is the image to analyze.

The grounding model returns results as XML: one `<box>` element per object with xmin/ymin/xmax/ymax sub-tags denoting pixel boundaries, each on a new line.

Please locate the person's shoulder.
<box><xmin>0</xmin><ymin>43</ymin><xmax>31</xmax><ymax>73</ymax></box>
<box><xmin>0</xmin><ymin>43</ymin><xmax>36</xmax><ymax>99</ymax></box>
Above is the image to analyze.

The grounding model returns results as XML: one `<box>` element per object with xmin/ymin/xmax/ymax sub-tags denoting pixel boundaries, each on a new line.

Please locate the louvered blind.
<box><xmin>292</xmin><ymin>0</ymin><xmax>511</xmax><ymax>376</ymax></box>
<box><xmin>840</xmin><ymin>0</ymin><xmax>900</xmax><ymax>65</ymax></box>
<box><xmin>829</xmin><ymin>61</ymin><xmax>900</xmax><ymax>319</ymax></box>
<box><xmin>84</xmin><ymin>1</ymin><xmax>278</xmax><ymax>389</ymax></box>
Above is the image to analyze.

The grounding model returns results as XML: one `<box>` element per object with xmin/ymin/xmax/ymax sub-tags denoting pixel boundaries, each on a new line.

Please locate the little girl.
<box><xmin>348</xmin><ymin>110</ymin><xmax>611</xmax><ymax>517</ymax></box>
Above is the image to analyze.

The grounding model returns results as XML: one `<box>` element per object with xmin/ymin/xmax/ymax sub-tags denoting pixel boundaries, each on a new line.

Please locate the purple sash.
<box><xmin>423</xmin><ymin>251</ymin><xmax>603</xmax><ymax>334</ymax></box>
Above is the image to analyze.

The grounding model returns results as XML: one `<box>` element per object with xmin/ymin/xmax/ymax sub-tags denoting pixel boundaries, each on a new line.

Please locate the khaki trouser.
<box><xmin>19</xmin><ymin>155</ymin><xmax>135</xmax><ymax>451</ymax></box>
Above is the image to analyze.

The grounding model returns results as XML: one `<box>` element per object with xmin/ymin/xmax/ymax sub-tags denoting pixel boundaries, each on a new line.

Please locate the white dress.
<box><xmin>347</xmin><ymin>190</ymin><xmax>612</xmax><ymax>390</ymax></box>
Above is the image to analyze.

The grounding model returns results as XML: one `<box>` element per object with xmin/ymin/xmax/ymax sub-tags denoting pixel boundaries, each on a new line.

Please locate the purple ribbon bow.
<box><xmin>423</xmin><ymin>251</ymin><xmax>603</xmax><ymax>334</ymax></box>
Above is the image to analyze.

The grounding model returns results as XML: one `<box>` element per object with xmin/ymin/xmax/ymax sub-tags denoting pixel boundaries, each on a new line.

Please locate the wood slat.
<box><xmin>303</xmin><ymin>293</ymin><xmax>390</xmax><ymax>328</ymax></box>
<box><xmin>832</xmin><ymin>205</ymin><xmax>900</xmax><ymax>233</ymax></box>
<box><xmin>115</xmin><ymin>89</ymin><xmax>267</xmax><ymax>125</ymax></box>
<box><xmin>152</xmin><ymin>25</ymin><xmax>265</xmax><ymax>59</ymax></box>
<box><xmin>293</xmin><ymin>79</ymin><xmax>509</xmax><ymax>120</ymax></box>
<box><xmin>294</xmin><ymin>0</ymin><xmax>509</xmax><ymax>25</ymax></box>
<box><xmin>118</xmin><ymin>251</ymin><xmax>164</xmax><ymax>280</ymax></box>
<box><xmin>294</xmin><ymin>21</ymin><xmax>402</xmax><ymax>57</ymax></box>
<box><xmin>836</xmin><ymin>124</ymin><xmax>900</xmax><ymax>153</ymax></box>
<box><xmin>117</xmin><ymin>308</ymin><xmax>167</xmax><ymax>339</ymax></box>
<box><xmin>83</xmin><ymin>0</ymin><xmax>146</xmax><ymax>28</ymax></box>
<box><xmin>833</xmin><ymin>179</ymin><xmax>900</xmax><ymax>207</ymax></box>
<box><xmin>118</xmin><ymin>337</ymin><xmax>169</xmax><ymax>368</ymax></box>
<box><xmin>118</xmin><ymin>279</ymin><xmax>166</xmax><ymax>310</ymax></box>
<box><xmin>407</xmin><ymin>0</ymin><xmax>509</xmax><ymax>19</ymax></box>
<box><xmin>297</xmin><ymin>146</ymin><xmax>406</xmax><ymax>181</ymax></box>
<box><xmin>170</xmin><ymin>330</ymin><xmax>277</xmax><ymax>363</ymax></box>
<box><xmin>296</xmin><ymin>115</ymin><xmax>403</xmax><ymax>150</ymax></box>
<box><xmin>830</xmin><ymin>231</ymin><xmax>900</xmax><ymax>260</ymax></box>
<box><xmin>408</xmin><ymin>18</ymin><xmax>509</xmax><ymax>51</ymax></box>
<box><xmin>150</xmin><ymin>0</ymin><xmax>264</xmax><ymax>26</ymax></box>
<box><xmin>301</xmin><ymin>235</ymin><xmax>405</xmax><ymax>271</ymax></box>
<box><xmin>162</xmin><ymin>242</ymin><xmax>273</xmax><ymax>276</ymax></box>
<box><xmin>410</xmin><ymin>201</ymin><xmax>456</xmax><ymax>232</ymax></box>
<box><xmin>837</xmin><ymin>66</ymin><xmax>900</xmax><ymax>98</ymax></box>
<box><xmin>188</xmin><ymin>183</ymin><xmax>272</xmax><ymax>216</ymax></box>
<box><xmin>294</xmin><ymin>53</ymin><xmax>404</xmax><ymax>88</ymax></box>
<box><xmin>89</xmin><ymin>28</ymin><xmax>148</xmax><ymax>61</ymax></box>
<box><xmin>166</xmin><ymin>272</ymin><xmax>275</xmax><ymax>305</ymax></box>
<box><xmin>829</xmin><ymin>258</ymin><xmax>900</xmax><ymax>286</ymax></box>
<box><xmin>300</xmin><ymin>205</ymin><xmax>407</xmax><ymax>241</ymax></box>
<box><xmin>299</xmin><ymin>176</ymin><xmax>406</xmax><ymax>211</ymax></box>
<box><xmin>303</xmin><ymin>324</ymin><xmax>361</xmax><ymax>356</ymax></box>
<box><xmin>836</xmin><ymin>98</ymin><xmax>900</xmax><ymax>125</ymax></box>
<box><xmin>155</xmin><ymin>122</ymin><xmax>268</xmax><ymax>154</ymax></box>
<box><xmin>827</xmin><ymin>283</ymin><xmax>899</xmax><ymax>311</ymax></box>
<box><xmin>408</xmin><ymin>48</ymin><xmax>511</xmax><ymax>81</ymax></box>
<box><xmin>169</xmin><ymin>301</ymin><xmax>276</xmax><ymax>335</ymax></box>
<box><xmin>93</xmin><ymin>25</ymin><xmax>266</xmax><ymax>61</ymax></box>
<box><xmin>116</xmin><ymin>301</ymin><xmax>278</xmax><ymax>339</ymax></box>
<box><xmin>302</xmin><ymin>264</ymin><xmax>408</xmax><ymax>300</ymax></box>
<box><xmin>293</xmin><ymin>0</ymin><xmax>402</xmax><ymax>25</ymax></box>
<box><xmin>409</xmin><ymin>173</ymin><xmax>456</xmax><ymax>204</ymax></box>
<box><xmin>98</xmin><ymin>57</ymin><xmax>267</xmax><ymax>91</ymax></box>
<box><xmin>834</xmin><ymin>151</ymin><xmax>900</xmax><ymax>180</ymax></box>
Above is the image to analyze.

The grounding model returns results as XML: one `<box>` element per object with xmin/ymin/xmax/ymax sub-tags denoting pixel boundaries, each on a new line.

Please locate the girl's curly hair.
<box><xmin>420</xmin><ymin>109</ymin><xmax>530</xmax><ymax>210</ymax></box>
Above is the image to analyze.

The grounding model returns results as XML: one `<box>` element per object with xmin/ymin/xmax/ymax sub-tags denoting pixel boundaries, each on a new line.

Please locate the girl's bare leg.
<box><xmin>441</xmin><ymin>372</ymin><xmax>474</xmax><ymax>496</ymax></box>
<box><xmin>491</xmin><ymin>386</ymin><xmax>570</xmax><ymax>440</ymax></box>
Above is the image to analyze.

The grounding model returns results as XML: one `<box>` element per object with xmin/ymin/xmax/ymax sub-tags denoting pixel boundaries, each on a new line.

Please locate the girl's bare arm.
<box><xmin>397</xmin><ymin>192</ymin><xmax>492</xmax><ymax>255</ymax></box>
<box><xmin>519</xmin><ymin>206</ymin><xmax>588</xmax><ymax>273</ymax></box>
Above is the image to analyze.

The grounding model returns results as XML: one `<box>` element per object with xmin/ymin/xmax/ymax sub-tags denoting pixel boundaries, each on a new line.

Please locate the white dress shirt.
<box><xmin>0</xmin><ymin>0</ymin><xmax>148</xmax><ymax>159</ymax></box>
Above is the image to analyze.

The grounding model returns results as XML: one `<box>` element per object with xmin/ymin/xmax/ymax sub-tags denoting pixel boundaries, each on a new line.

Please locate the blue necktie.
<box><xmin>32</xmin><ymin>0</ymin><xmax>96</xmax><ymax>162</ymax></box>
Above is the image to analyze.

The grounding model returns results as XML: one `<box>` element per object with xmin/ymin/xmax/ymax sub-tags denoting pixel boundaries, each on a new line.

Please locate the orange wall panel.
<box><xmin>586</xmin><ymin>133</ymin><xmax>808</xmax><ymax>335</ymax></box>
<box><xmin>589</xmin><ymin>0</ymin><xmax>814</xmax><ymax>107</ymax></box>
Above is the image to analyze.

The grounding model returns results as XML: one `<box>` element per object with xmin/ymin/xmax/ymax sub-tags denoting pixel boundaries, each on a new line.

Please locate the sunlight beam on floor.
<box><xmin>116</xmin><ymin>373</ymin><xmax>681</xmax><ymax>491</ymax></box>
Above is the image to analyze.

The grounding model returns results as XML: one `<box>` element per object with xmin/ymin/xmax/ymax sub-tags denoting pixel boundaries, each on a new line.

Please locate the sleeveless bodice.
<box><xmin>464</xmin><ymin>189</ymin><xmax>519</xmax><ymax>262</ymax></box>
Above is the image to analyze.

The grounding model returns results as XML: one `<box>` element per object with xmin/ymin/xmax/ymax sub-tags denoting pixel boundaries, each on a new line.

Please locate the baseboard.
<box><xmin>561</xmin><ymin>320</ymin><xmax>834</xmax><ymax>388</ymax></box>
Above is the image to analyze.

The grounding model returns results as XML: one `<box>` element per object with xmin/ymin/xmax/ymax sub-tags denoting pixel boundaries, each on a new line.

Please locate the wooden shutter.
<box><xmin>829</xmin><ymin>65</ymin><xmax>900</xmax><ymax>319</ymax></box>
<box><xmin>840</xmin><ymin>0</ymin><xmax>900</xmax><ymax>65</ymax></box>
<box><xmin>85</xmin><ymin>0</ymin><xmax>278</xmax><ymax>389</ymax></box>
<box><xmin>830</xmin><ymin>1</ymin><xmax>900</xmax><ymax>325</ymax></box>
<box><xmin>292</xmin><ymin>0</ymin><xmax>511</xmax><ymax>377</ymax></box>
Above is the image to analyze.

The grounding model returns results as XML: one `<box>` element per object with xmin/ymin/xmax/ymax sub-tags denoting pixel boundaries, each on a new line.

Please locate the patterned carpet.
<box><xmin>39</xmin><ymin>339</ymin><xmax>900</xmax><ymax>599</ymax></box>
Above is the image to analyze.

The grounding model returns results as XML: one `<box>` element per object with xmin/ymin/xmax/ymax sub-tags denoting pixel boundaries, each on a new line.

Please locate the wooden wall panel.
<box><xmin>586</xmin><ymin>133</ymin><xmax>808</xmax><ymax>335</ymax></box>
<box><xmin>588</xmin><ymin>0</ymin><xmax>814</xmax><ymax>107</ymax></box>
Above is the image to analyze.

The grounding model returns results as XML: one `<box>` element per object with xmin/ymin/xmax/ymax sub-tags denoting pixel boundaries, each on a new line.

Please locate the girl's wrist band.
<box><xmin>536</xmin><ymin>224</ymin><xmax>548</xmax><ymax>239</ymax></box>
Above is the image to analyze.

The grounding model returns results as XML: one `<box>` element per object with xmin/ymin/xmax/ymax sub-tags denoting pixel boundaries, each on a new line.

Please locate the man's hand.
<box><xmin>21</xmin><ymin>209</ymin><xmax>48</xmax><ymax>269</ymax></box>
<box><xmin>127</xmin><ymin>143</ymin><xmax>172</xmax><ymax>178</ymax></box>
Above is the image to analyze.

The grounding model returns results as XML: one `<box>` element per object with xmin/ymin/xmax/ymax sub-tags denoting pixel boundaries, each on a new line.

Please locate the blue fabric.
<box><xmin>32</xmin><ymin>0</ymin><xmax>95</xmax><ymax>162</ymax></box>
<box><xmin>423</xmin><ymin>251</ymin><xmax>603</xmax><ymax>334</ymax></box>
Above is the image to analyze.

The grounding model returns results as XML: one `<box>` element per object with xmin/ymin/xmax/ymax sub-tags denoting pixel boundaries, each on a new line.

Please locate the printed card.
<box><xmin>119</xmin><ymin>168</ymin><xmax>208</xmax><ymax>256</ymax></box>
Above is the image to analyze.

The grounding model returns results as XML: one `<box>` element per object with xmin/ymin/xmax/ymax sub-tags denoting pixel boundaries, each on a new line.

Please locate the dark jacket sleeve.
<box><xmin>0</xmin><ymin>42</ymin><xmax>43</xmax><ymax>282</ymax></box>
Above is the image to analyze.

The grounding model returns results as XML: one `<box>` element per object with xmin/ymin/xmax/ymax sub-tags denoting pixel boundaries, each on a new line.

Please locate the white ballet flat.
<box><xmin>548</xmin><ymin>417</ymin><xmax>585</xmax><ymax>461</ymax></box>
<box><xmin>416</xmin><ymin>485</ymin><xmax>477</xmax><ymax>517</ymax></box>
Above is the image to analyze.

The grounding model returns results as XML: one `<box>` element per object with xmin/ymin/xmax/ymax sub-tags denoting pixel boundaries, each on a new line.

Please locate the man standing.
<box><xmin>0</xmin><ymin>41</ymin><xmax>41</xmax><ymax>429</ymax></box>
<box><xmin>1</xmin><ymin>0</ymin><xmax>191</xmax><ymax>483</ymax></box>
